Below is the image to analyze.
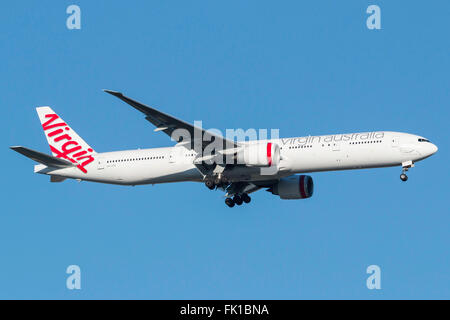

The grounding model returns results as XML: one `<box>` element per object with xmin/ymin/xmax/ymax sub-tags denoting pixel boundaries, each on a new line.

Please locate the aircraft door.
<box><xmin>97</xmin><ymin>157</ymin><xmax>105</xmax><ymax>170</ymax></box>
<box><xmin>332</xmin><ymin>141</ymin><xmax>342</xmax><ymax>165</ymax></box>
<box><xmin>391</xmin><ymin>136</ymin><xmax>400</xmax><ymax>147</ymax></box>
<box><xmin>332</xmin><ymin>142</ymin><xmax>340</xmax><ymax>151</ymax></box>
<box><xmin>169</xmin><ymin>147</ymin><xmax>184</xmax><ymax>164</ymax></box>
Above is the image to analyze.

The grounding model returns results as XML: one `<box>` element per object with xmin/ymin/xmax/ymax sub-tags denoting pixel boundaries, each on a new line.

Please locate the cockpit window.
<box><xmin>418</xmin><ymin>138</ymin><xmax>431</xmax><ymax>143</ymax></box>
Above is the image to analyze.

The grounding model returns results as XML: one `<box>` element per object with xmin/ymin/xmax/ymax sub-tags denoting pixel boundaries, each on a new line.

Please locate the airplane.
<box><xmin>11</xmin><ymin>90</ymin><xmax>438</xmax><ymax>207</ymax></box>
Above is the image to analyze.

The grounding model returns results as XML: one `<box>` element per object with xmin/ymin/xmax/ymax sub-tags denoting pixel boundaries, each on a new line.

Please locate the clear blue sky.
<box><xmin>1</xmin><ymin>1</ymin><xmax>448</xmax><ymax>299</ymax></box>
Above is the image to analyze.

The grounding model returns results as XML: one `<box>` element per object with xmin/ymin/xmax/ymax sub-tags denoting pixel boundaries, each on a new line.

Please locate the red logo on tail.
<box><xmin>42</xmin><ymin>114</ymin><xmax>94</xmax><ymax>173</ymax></box>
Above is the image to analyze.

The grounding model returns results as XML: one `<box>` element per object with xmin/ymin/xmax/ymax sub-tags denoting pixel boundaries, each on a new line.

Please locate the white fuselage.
<box><xmin>35</xmin><ymin>131</ymin><xmax>438</xmax><ymax>185</ymax></box>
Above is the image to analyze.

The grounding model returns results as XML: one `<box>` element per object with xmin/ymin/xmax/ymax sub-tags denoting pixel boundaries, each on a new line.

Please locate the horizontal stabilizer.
<box><xmin>10</xmin><ymin>146</ymin><xmax>75</xmax><ymax>168</ymax></box>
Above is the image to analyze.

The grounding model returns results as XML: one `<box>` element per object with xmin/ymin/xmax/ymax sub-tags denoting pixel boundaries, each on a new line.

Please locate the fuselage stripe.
<box><xmin>299</xmin><ymin>175</ymin><xmax>307</xmax><ymax>198</ymax></box>
<box><xmin>267</xmin><ymin>142</ymin><xmax>272</xmax><ymax>166</ymax></box>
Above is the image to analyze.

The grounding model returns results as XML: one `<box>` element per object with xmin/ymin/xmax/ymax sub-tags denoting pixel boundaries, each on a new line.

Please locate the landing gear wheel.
<box><xmin>233</xmin><ymin>195</ymin><xmax>243</xmax><ymax>206</ymax></box>
<box><xmin>242</xmin><ymin>193</ymin><xmax>251</xmax><ymax>204</ymax></box>
<box><xmin>205</xmin><ymin>180</ymin><xmax>215</xmax><ymax>190</ymax></box>
<box><xmin>400</xmin><ymin>173</ymin><xmax>408</xmax><ymax>182</ymax></box>
<box><xmin>225</xmin><ymin>198</ymin><xmax>235</xmax><ymax>208</ymax></box>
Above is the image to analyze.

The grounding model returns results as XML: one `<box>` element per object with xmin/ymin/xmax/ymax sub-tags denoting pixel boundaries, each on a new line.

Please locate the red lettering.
<box><xmin>50</xmin><ymin>141</ymin><xmax>81</xmax><ymax>161</ymax></box>
<box><xmin>61</xmin><ymin>141</ymin><xmax>82</xmax><ymax>156</ymax></box>
<box><xmin>42</xmin><ymin>114</ymin><xmax>59</xmax><ymax>130</ymax></box>
<box><xmin>72</xmin><ymin>150</ymin><xmax>87</xmax><ymax>158</ymax></box>
<box><xmin>54</xmin><ymin>134</ymin><xmax>72</xmax><ymax>143</ymax></box>
<box><xmin>49</xmin><ymin>145</ymin><xmax>76</xmax><ymax>163</ymax></box>
<box><xmin>76</xmin><ymin>155</ymin><xmax>95</xmax><ymax>173</ymax></box>
<box><xmin>42</xmin><ymin>114</ymin><xmax>67</xmax><ymax>131</ymax></box>
<box><xmin>76</xmin><ymin>165</ymin><xmax>87</xmax><ymax>174</ymax></box>
<box><xmin>43</xmin><ymin>122</ymin><xmax>67</xmax><ymax>131</ymax></box>
<box><xmin>48</xmin><ymin>128</ymin><xmax>63</xmax><ymax>137</ymax></box>
<box><xmin>48</xmin><ymin>138</ymin><xmax>94</xmax><ymax>174</ymax></box>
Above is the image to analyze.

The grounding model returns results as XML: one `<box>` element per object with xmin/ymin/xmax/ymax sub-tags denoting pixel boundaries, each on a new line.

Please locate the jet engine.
<box><xmin>236</xmin><ymin>142</ymin><xmax>280</xmax><ymax>167</ymax></box>
<box><xmin>269</xmin><ymin>175</ymin><xmax>314</xmax><ymax>199</ymax></box>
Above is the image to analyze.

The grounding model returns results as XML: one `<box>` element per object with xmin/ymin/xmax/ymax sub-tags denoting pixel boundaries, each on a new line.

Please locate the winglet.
<box><xmin>103</xmin><ymin>89</ymin><xmax>123</xmax><ymax>97</ymax></box>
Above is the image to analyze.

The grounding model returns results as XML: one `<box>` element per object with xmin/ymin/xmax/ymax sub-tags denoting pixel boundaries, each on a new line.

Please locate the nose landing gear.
<box><xmin>400</xmin><ymin>160</ymin><xmax>414</xmax><ymax>182</ymax></box>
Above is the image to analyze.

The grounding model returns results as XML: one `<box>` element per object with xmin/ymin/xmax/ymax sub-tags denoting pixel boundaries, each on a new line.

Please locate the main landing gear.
<box><xmin>400</xmin><ymin>160</ymin><xmax>414</xmax><ymax>182</ymax></box>
<box><xmin>225</xmin><ymin>193</ymin><xmax>251</xmax><ymax>208</ymax></box>
<box><xmin>204</xmin><ymin>174</ymin><xmax>229</xmax><ymax>190</ymax></box>
<box><xmin>225</xmin><ymin>198</ymin><xmax>235</xmax><ymax>208</ymax></box>
<box><xmin>205</xmin><ymin>180</ymin><xmax>215</xmax><ymax>190</ymax></box>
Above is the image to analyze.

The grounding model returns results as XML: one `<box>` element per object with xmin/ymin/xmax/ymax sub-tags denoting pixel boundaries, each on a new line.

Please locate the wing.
<box><xmin>104</xmin><ymin>90</ymin><xmax>238</xmax><ymax>152</ymax></box>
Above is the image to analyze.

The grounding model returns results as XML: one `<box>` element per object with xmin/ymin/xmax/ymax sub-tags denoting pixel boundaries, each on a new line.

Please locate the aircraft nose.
<box><xmin>431</xmin><ymin>143</ymin><xmax>438</xmax><ymax>154</ymax></box>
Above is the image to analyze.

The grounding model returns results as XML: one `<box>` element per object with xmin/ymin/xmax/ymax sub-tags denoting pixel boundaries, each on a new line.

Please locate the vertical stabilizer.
<box><xmin>36</xmin><ymin>106</ymin><xmax>96</xmax><ymax>173</ymax></box>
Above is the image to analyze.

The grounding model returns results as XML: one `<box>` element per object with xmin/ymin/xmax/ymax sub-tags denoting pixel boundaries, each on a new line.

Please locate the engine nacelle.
<box><xmin>270</xmin><ymin>175</ymin><xmax>314</xmax><ymax>200</ymax></box>
<box><xmin>236</xmin><ymin>142</ymin><xmax>280</xmax><ymax>167</ymax></box>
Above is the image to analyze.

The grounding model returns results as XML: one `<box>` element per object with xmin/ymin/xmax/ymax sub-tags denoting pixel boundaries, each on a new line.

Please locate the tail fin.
<box><xmin>36</xmin><ymin>107</ymin><xmax>96</xmax><ymax>173</ymax></box>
